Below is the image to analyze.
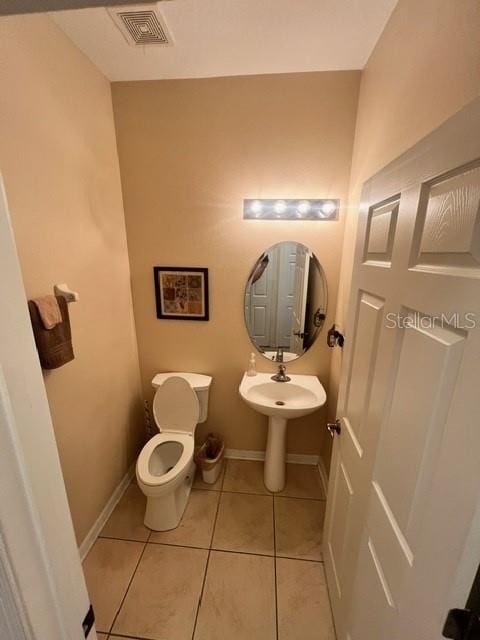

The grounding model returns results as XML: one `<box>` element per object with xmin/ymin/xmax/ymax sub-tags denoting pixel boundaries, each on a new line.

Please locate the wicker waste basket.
<box><xmin>194</xmin><ymin>432</ymin><xmax>224</xmax><ymax>484</ymax></box>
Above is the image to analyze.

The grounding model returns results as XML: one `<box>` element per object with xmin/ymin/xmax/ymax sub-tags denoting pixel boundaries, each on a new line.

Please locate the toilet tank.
<box><xmin>152</xmin><ymin>372</ymin><xmax>212</xmax><ymax>423</ymax></box>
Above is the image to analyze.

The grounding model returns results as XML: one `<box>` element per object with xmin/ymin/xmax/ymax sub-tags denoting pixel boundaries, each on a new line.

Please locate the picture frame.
<box><xmin>153</xmin><ymin>266</ymin><xmax>209</xmax><ymax>321</ymax></box>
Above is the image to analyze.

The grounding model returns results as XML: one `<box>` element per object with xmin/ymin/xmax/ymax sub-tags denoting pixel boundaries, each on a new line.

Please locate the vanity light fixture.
<box><xmin>243</xmin><ymin>198</ymin><xmax>339</xmax><ymax>221</ymax></box>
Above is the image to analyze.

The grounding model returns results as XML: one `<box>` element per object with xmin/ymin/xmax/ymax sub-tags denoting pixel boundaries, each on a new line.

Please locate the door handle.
<box><xmin>443</xmin><ymin>608</ymin><xmax>480</xmax><ymax>639</ymax></box>
<box><xmin>443</xmin><ymin>564</ymin><xmax>480</xmax><ymax>638</ymax></box>
<box><xmin>327</xmin><ymin>420</ymin><xmax>341</xmax><ymax>437</ymax></box>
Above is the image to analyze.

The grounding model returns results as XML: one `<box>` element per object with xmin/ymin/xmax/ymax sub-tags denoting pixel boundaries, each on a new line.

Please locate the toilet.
<box><xmin>136</xmin><ymin>372</ymin><xmax>213</xmax><ymax>531</ymax></box>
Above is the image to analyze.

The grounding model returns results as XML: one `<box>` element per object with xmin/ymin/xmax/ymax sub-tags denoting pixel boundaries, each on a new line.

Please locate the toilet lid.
<box><xmin>152</xmin><ymin>376</ymin><xmax>199</xmax><ymax>434</ymax></box>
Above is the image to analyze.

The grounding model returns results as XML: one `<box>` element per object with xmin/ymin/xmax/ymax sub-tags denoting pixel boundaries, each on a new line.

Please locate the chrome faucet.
<box><xmin>271</xmin><ymin>364</ymin><xmax>291</xmax><ymax>383</ymax></box>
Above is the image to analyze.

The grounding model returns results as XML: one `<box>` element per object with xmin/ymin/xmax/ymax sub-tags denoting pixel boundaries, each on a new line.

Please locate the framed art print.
<box><xmin>153</xmin><ymin>266</ymin><xmax>209</xmax><ymax>321</ymax></box>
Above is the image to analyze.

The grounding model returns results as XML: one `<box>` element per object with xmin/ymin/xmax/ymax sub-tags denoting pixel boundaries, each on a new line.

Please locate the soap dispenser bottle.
<box><xmin>247</xmin><ymin>352</ymin><xmax>257</xmax><ymax>377</ymax></box>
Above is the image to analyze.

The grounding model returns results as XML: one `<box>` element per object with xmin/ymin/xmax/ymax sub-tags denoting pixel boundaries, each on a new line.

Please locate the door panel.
<box><xmin>326</xmin><ymin>460</ymin><xmax>354</xmax><ymax>598</ymax></box>
<box><xmin>275</xmin><ymin>243</ymin><xmax>296</xmax><ymax>346</ymax></box>
<box><xmin>364</xmin><ymin>197</ymin><xmax>399</xmax><ymax>265</ymax></box>
<box><xmin>252</xmin><ymin>305</ymin><xmax>267</xmax><ymax>337</ymax></box>
<box><xmin>412</xmin><ymin>162</ymin><xmax>480</xmax><ymax>273</ymax></box>
<box><xmin>368</xmin><ymin>480</ymin><xmax>412</xmax><ymax>601</ymax></box>
<box><xmin>290</xmin><ymin>245</ymin><xmax>310</xmax><ymax>353</ymax></box>
<box><xmin>246</xmin><ymin>257</ymin><xmax>275</xmax><ymax>347</ymax></box>
<box><xmin>375</xmin><ymin>314</ymin><xmax>466</xmax><ymax>533</ymax></box>
<box><xmin>349</xmin><ymin>533</ymin><xmax>395</xmax><ymax>639</ymax></box>
<box><xmin>343</xmin><ymin>291</ymin><xmax>385</xmax><ymax>449</ymax></box>
<box><xmin>324</xmin><ymin>98</ymin><xmax>480</xmax><ymax>640</ymax></box>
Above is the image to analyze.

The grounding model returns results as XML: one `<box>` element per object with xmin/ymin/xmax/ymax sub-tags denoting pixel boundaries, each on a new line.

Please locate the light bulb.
<box><xmin>274</xmin><ymin>200</ymin><xmax>287</xmax><ymax>214</ymax></box>
<box><xmin>250</xmin><ymin>200</ymin><xmax>263</xmax><ymax>215</ymax></box>
<box><xmin>297</xmin><ymin>200</ymin><xmax>311</xmax><ymax>215</ymax></box>
<box><xmin>321</xmin><ymin>201</ymin><xmax>336</xmax><ymax>216</ymax></box>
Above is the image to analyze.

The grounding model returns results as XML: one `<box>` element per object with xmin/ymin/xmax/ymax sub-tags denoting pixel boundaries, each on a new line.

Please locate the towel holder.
<box><xmin>54</xmin><ymin>283</ymin><xmax>79</xmax><ymax>303</ymax></box>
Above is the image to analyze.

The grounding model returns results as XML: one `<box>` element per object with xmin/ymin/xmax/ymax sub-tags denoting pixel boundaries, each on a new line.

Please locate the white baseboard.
<box><xmin>317</xmin><ymin>457</ymin><xmax>329</xmax><ymax>497</ymax></box>
<box><xmin>224</xmin><ymin>448</ymin><xmax>319</xmax><ymax>466</ymax></box>
<box><xmin>78</xmin><ymin>464</ymin><xmax>135</xmax><ymax>561</ymax></box>
<box><xmin>287</xmin><ymin>452</ymin><xmax>320</xmax><ymax>465</ymax></box>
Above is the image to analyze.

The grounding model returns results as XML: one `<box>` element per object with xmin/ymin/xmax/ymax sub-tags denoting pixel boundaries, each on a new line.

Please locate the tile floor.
<box><xmin>84</xmin><ymin>459</ymin><xmax>335</xmax><ymax>640</ymax></box>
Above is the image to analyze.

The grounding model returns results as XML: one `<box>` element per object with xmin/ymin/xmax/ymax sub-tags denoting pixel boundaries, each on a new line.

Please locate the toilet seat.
<box><xmin>152</xmin><ymin>376</ymin><xmax>199</xmax><ymax>435</ymax></box>
<box><xmin>137</xmin><ymin>377</ymin><xmax>200</xmax><ymax>489</ymax></box>
<box><xmin>137</xmin><ymin>432</ymin><xmax>194</xmax><ymax>487</ymax></box>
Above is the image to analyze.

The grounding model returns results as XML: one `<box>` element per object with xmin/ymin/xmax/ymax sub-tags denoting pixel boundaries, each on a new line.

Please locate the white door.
<box><xmin>245</xmin><ymin>251</ymin><xmax>277</xmax><ymax>348</ymax></box>
<box><xmin>0</xmin><ymin>175</ymin><xmax>94</xmax><ymax>639</ymax></box>
<box><xmin>290</xmin><ymin>245</ymin><xmax>310</xmax><ymax>354</ymax></box>
<box><xmin>324</xmin><ymin>97</ymin><xmax>480</xmax><ymax>640</ymax></box>
<box><xmin>275</xmin><ymin>242</ymin><xmax>296</xmax><ymax>347</ymax></box>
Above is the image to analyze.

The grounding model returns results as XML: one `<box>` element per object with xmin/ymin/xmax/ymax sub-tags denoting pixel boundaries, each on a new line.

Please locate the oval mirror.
<box><xmin>244</xmin><ymin>241</ymin><xmax>327</xmax><ymax>362</ymax></box>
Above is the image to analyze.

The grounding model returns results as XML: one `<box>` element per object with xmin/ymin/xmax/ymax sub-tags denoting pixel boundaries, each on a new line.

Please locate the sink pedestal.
<box><xmin>239</xmin><ymin>372</ymin><xmax>327</xmax><ymax>493</ymax></box>
<box><xmin>264</xmin><ymin>416</ymin><xmax>287</xmax><ymax>492</ymax></box>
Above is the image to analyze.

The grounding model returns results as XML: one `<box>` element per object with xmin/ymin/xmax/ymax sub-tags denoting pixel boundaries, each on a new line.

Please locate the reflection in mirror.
<box><xmin>244</xmin><ymin>242</ymin><xmax>327</xmax><ymax>362</ymax></box>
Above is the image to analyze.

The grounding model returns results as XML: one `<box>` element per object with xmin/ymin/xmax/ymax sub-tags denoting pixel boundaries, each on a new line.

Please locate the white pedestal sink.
<box><xmin>239</xmin><ymin>372</ymin><xmax>326</xmax><ymax>492</ymax></box>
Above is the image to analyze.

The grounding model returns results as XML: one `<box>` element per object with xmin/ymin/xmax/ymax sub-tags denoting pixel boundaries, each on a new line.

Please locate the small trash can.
<box><xmin>194</xmin><ymin>433</ymin><xmax>225</xmax><ymax>484</ymax></box>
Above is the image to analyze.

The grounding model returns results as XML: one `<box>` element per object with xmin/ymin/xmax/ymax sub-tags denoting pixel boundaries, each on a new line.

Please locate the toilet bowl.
<box><xmin>136</xmin><ymin>372</ymin><xmax>212</xmax><ymax>531</ymax></box>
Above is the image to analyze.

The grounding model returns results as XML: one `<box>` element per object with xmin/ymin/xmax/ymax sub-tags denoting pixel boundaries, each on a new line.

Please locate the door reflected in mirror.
<box><xmin>244</xmin><ymin>241</ymin><xmax>327</xmax><ymax>362</ymax></box>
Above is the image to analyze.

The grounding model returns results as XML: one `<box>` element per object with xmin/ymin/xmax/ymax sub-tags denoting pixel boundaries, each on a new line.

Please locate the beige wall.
<box><xmin>325</xmin><ymin>0</ymin><xmax>480</xmax><ymax>466</ymax></box>
<box><xmin>0</xmin><ymin>14</ymin><xmax>144</xmax><ymax>544</ymax></box>
<box><xmin>112</xmin><ymin>72</ymin><xmax>360</xmax><ymax>456</ymax></box>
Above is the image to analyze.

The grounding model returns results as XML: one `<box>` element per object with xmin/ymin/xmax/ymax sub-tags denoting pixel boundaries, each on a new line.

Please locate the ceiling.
<box><xmin>0</xmin><ymin>0</ymin><xmax>154</xmax><ymax>15</ymax></box>
<box><xmin>52</xmin><ymin>0</ymin><xmax>398</xmax><ymax>82</ymax></box>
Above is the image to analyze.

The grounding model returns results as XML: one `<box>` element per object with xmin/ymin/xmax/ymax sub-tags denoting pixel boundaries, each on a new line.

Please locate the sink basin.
<box><xmin>240</xmin><ymin>373</ymin><xmax>326</xmax><ymax>419</ymax></box>
<box><xmin>239</xmin><ymin>372</ymin><xmax>326</xmax><ymax>492</ymax></box>
<box><xmin>262</xmin><ymin>350</ymin><xmax>298</xmax><ymax>363</ymax></box>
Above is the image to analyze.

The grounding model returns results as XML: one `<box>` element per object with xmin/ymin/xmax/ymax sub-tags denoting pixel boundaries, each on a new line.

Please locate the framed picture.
<box><xmin>153</xmin><ymin>266</ymin><xmax>209</xmax><ymax>321</ymax></box>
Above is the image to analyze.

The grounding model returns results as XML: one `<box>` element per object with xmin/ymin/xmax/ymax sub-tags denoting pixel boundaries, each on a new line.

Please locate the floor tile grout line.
<box><xmin>106</xmin><ymin>539</ymin><xmax>149</xmax><ymax>637</ymax></box>
<box><xmin>99</xmin><ymin>518</ymin><xmax>323</xmax><ymax>562</ymax></box>
<box><xmin>97</xmin><ymin>535</ymin><xmax>324</xmax><ymax>563</ymax></box>
<box><xmin>104</xmin><ymin>631</ymin><xmax>168</xmax><ymax>640</ymax></box>
<box><xmin>209</xmin><ymin>488</ymin><xmax>223</xmax><ymax>551</ymax></box>
<box><xmin>272</xmin><ymin>490</ymin><xmax>279</xmax><ymax>640</ymax></box>
<box><xmin>274</xmin><ymin>493</ymin><xmax>326</xmax><ymax>502</ymax></box>
<box><xmin>148</xmin><ymin>540</ymin><xmax>210</xmax><ymax>552</ymax></box>
<box><xmin>98</xmin><ymin>534</ymin><xmax>151</xmax><ymax>544</ymax></box>
<box><xmin>147</xmin><ymin>537</ymin><xmax>325</xmax><ymax>563</ymax></box>
<box><xmin>210</xmin><ymin>546</ymin><xmax>275</xmax><ymax>559</ymax></box>
<box><xmin>220</xmin><ymin>488</ymin><xmax>325</xmax><ymax>501</ymax></box>
<box><xmin>190</xmin><ymin>478</ymin><xmax>223</xmax><ymax>640</ymax></box>
<box><xmin>209</xmin><ymin>487</ymin><xmax>223</xmax><ymax>548</ymax></box>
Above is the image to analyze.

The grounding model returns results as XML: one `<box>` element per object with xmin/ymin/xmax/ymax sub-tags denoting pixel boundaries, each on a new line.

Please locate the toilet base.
<box><xmin>144</xmin><ymin>459</ymin><xmax>195</xmax><ymax>531</ymax></box>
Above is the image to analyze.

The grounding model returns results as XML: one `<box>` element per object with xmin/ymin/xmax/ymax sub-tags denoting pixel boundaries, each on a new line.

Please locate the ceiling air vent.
<box><xmin>108</xmin><ymin>4</ymin><xmax>173</xmax><ymax>47</ymax></box>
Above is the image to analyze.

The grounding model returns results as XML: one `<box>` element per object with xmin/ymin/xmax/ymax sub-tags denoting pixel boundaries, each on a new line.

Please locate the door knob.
<box><xmin>443</xmin><ymin>563</ymin><xmax>480</xmax><ymax>638</ymax></box>
<box><xmin>327</xmin><ymin>420</ymin><xmax>341</xmax><ymax>437</ymax></box>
